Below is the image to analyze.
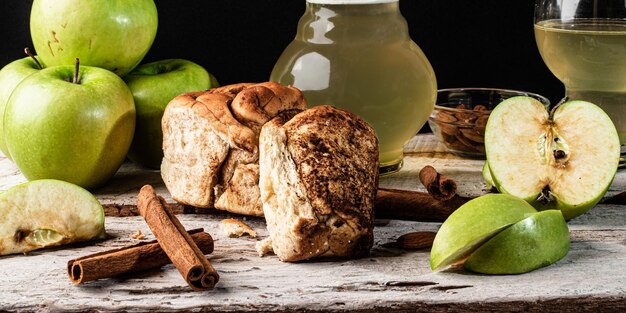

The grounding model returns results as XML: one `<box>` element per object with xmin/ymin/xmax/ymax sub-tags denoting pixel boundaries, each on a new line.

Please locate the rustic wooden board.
<box><xmin>0</xmin><ymin>134</ymin><xmax>625</xmax><ymax>312</ymax></box>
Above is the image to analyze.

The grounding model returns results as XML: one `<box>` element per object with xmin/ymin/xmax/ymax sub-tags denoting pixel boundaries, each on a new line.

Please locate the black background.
<box><xmin>0</xmin><ymin>0</ymin><xmax>563</xmax><ymax>105</ymax></box>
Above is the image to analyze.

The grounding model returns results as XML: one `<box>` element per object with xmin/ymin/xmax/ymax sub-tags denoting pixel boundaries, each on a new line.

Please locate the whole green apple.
<box><xmin>0</xmin><ymin>53</ymin><xmax>43</xmax><ymax>158</ymax></box>
<box><xmin>123</xmin><ymin>59</ymin><xmax>218</xmax><ymax>169</ymax></box>
<box><xmin>484</xmin><ymin>97</ymin><xmax>620</xmax><ymax>220</ymax></box>
<box><xmin>4</xmin><ymin>63</ymin><xmax>135</xmax><ymax>190</ymax></box>
<box><xmin>30</xmin><ymin>0</ymin><xmax>158</xmax><ymax>77</ymax></box>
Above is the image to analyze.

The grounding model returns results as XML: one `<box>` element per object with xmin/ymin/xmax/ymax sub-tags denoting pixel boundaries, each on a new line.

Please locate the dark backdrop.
<box><xmin>0</xmin><ymin>0</ymin><xmax>563</xmax><ymax>104</ymax></box>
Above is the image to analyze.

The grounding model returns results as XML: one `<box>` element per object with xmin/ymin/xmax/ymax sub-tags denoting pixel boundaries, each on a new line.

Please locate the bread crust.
<box><xmin>161</xmin><ymin>83</ymin><xmax>307</xmax><ymax>215</ymax></box>
<box><xmin>260</xmin><ymin>106</ymin><xmax>378</xmax><ymax>261</ymax></box>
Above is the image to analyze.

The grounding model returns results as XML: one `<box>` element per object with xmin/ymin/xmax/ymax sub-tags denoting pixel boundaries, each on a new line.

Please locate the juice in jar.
<box><xmin>271</xmin><ymin>0</ymin><xmax>437</xmax><ymax>174</ymax></box>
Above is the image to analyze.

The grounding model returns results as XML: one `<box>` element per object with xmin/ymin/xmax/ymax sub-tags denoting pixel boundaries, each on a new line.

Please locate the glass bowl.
<box><xmin>428</xmin><ymin>88</ymin><xmax>551</xmax><ymax>158</ymax></box>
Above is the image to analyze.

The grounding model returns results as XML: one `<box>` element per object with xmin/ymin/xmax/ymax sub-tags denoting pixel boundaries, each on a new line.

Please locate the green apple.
<box><xmin>430</xmin><ymin>194</ymin><xmax>570</xmax><ymax>274</ymax></box>
<box><xmin>123</xmin><ymin>59</ymin><xmax>218</xmax><ymax>169</ymax></box>
<box><xmin>0</xmin><ymin>53</ymin><xmax>43</xmax><ymax>159</ymax></box>
<box><xmin>4</xmin><ymin>62</ymin><xmax>135</xmax><ymax>190</ymax></box>
<box><xmin>482</xmin><ymin>162</ymin><xmax>494</xmax><ymax>190</ymax></box>
<box><xmin>430</xmin><ymin>194</ymin><xmax>537</xmax><ymax>271</ymax></box>
<box><xmin>30</xmin><ymin>0</ymin><xmax>158</xmax><ymax>77</ymax></box>
<box><xmin>464</xmin><ymin>210</ymin><xmax>569</xmax><ymax>274</ymax></box>
<box><xmin>485</xmin><ymin>97</ymin><xmax>620</xmax><ymax>220</ymax></box>
<box><xmin>0</xmin><ymin>179</ymin><xmax>105</xmax><ymax>256</ymax></box>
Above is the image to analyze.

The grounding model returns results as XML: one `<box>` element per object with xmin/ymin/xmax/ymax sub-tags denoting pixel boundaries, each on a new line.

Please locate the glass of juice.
<box><xmin>534</xmin><ymin>0</ymin><xmax>626</xmax><ymax>163</ymax></box>
<box><xmin>271</xmin><ymin>0</ymin><xmax>437</xmax><ymax>175</ymax></box>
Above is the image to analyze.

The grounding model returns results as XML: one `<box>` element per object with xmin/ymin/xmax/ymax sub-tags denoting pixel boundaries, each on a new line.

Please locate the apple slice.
<box><xmin>485</xmin><ymin>97</ymin><xmax>620</xmax><ymax>220</ymax></box>
<box><xmin>430</xmin><ymin>194</ymin><xmax>537</xmax><ymax>271</ymax></box>
<box><xmin>464</xmin><ymin>210</ymin><xmax>569</xmax><ymax>274</ymax></box>
<box><xmin>0</xmin><ymin>179</ymin><xmax>105</xmax><ymax>256</ymax></box>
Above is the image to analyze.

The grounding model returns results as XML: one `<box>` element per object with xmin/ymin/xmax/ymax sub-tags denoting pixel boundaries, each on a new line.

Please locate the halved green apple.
<box><xmin>430</xmin><ymin>194</ymin><xmax>570</xmax><ymax>274</ymax></box>
<box><xmin>0</xmin><ymin>179</ymin><xmax>105</xmax><ymax>256</ymax></box>
<box><xmin>482</xmin><ymin>162</ymin><xmax>494</xmax><ymax>190</ymax></box>
<box><xmin>484</xmin><ymin>97</ymin><xmax>620</xmax><ymax>220</ymax></box>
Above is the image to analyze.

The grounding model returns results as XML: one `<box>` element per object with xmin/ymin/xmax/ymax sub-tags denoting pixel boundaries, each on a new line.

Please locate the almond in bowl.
<box><xmin>428</xmin><ymin>88</ymin><xmax>550</xmax><ymax>158</ymax></box>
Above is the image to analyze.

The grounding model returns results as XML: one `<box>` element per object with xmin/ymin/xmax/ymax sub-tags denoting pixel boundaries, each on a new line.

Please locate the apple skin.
<box><xmin>464</xmin><ymin>210</ymin><xmax>569</xmax><ymax>274</ymax></box>
<box><xmin>123</xmin><ymin>59</ymin><xmax>218</xmax><ymax>169</ymax></box>
<box><xmin>0</xmin><ymin>57</ymin><xmax>41</xmax><ymax>159</ymax></box>
<box><xmin>4</xmin><ymin>65</ymin><xmax>135</xmax><ymax>190</ymax></box>
<box><xmin>30</xmin><ymin>0</ymin><xmax>158</xmax><ymax>77</ymax></box>
<box><xmin>430</xmin><ymin>194</ymin><xmax>537</xmax><ymax>271</ymax></box>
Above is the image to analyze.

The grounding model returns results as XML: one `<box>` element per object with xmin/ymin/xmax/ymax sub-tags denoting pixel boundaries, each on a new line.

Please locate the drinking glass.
<box><xmin>534</xmin><ymin>0</ymin><xmax>626</xmax><ymax>162</ymax></box>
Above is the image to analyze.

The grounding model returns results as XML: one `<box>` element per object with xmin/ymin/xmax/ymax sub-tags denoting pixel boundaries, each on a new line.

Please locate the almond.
<box><xmin>395</xmin><ymin>231</ymin><xmax>437</xmax><ymax>250</ymax></box>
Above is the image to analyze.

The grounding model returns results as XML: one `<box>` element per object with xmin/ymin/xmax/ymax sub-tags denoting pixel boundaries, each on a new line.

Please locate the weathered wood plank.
<box><xmin>0</xmin><ymin>210</ymin><xmax>624</xmax><ymax>312</ymax></box>
<box><xmin>0</xmin><ymin>134</ymin><xmax>624</xmax><ymax>312</ymax></box>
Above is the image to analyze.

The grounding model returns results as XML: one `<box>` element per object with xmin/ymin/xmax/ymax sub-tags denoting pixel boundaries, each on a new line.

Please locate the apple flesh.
<box><xmin>0</xmin><ymin>56</ymin><xmax>42</xmax><ymax>158</ymax></box>
<box><xmin>464</xmin><ymin>210</ymin><xmax>569</xmax><ymax>274</ymax></box>
<box><xmin>123</xmin><ymin>59</ymin><xmax>218</xmax><ymax>169</ymax></box>
<box><xmin>485</xmin><ymin>97</ymin><xmax>620</xmax><ymax>220</ymax></box>
<box><xmin>4</xmin><ymin>64</ymin><xmax>135</xmax><ymax>190</ymax></box>
<box><xmin>30</xmin><ymin>0</ymin><xmax>158</xmax><ymax>76</ymax></box>
<box><xmin>430</xmin><ymin>193</ymin><xmax>570</xmax><ymax>274</ymax></box>
<box><xmin>0</xmin><ymin>179</ymin><xmax>105</xmax><ymax>256</ymax></box>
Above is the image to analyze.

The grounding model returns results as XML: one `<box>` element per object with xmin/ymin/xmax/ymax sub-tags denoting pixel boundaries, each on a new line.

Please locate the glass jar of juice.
<box><xmin>271</xmin><ymin>0</ymin><xmax>437</xmax><ymax>174</ymax></box>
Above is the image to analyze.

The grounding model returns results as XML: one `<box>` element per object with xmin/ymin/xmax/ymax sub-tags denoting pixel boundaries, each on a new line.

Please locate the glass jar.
<box><xmin>271</xmin><ymin>0</ymin><xmax>437</xmax><ymax>174</ymax></box>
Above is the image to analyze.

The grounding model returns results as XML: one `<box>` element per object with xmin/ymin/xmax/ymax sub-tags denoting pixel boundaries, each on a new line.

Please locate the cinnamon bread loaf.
<box><xmin>161</xmin><ymin>82</ymin><xmax>307</xmax><ymax>216</ymax></box>
<box><xmin>259</xmin><ymin>106</ymin><xmax>379</xmax><ymax>261</ymax></box>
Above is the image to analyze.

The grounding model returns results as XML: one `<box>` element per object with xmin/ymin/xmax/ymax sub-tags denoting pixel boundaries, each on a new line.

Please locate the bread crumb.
<box><xmin>255</xmin><ymin>237</ymin><xmax>274</xmax><ymax>257</ymax></box>
<box><xmin>130</xmin><ymin>229</ymin><xmax>145</xmax><ymax>240</ymax></box>
<box><xmin>220</xmin><ymin>218</ymin><xmax>257</xmax><ymax>238</ymax></box>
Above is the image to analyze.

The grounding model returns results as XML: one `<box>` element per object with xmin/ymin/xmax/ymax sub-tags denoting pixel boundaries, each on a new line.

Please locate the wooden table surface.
<box><xmin>0</xmin><ymin>134</ymin><xmax>624</xmax><ymax>312</ymax></box>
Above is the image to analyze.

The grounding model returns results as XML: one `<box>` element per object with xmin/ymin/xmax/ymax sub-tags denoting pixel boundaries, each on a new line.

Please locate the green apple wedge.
<box><xmin>430</xmin><ymin>194</ymin><xmax>537</xmax><ymax>271</ymax></box>
<box><xmin>0</xmin><ymin>179</ymin><xmax>105</xmax><ymax>256</ymax></box>
<box><xmin>464</xmin><ymin>210</ymin><xmax>569</xmax><ymax>274</ymax></box>
<box><xmin>124</xmin><ymin>59</ymin><xmax>218</xmax><ymax>169</ymax></box>
<box><xmin>0</xmin><ymin>53</ymin><xmax>43</xmax><ymax>159</ymax></box>
<box><xmin>4</xmin><ymin>62</ymin><xmax>135</xmax><ymax>190</ymax></box>
<box><xmin>484</xmin><ymin>97</ymin><xmax>620</xmax><ymax>220</ymax></box>
<box><xmin>30</xmin><ymin>0</ymin><xmax>158</xmax><ymax>77</ymax></box>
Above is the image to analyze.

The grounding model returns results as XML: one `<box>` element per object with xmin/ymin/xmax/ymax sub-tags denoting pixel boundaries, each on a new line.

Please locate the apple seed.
<box><xmin>554</xmin><ymin>150</ymin><xmax>566</xmax><ymax>159</ymax></box>
<box><xmin>14</xmin><ymin>228</ymin><xmax>30</xmax><ymax>243</ymax></box>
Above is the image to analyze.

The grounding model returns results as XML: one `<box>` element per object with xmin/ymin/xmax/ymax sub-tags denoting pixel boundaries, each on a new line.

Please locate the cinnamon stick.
<box><xmin>375</xmin><ymin>165</ymin><xmax>471</xmax><ymax>222</ymax></box>
<box><xmin>137</xmin><ymin>185</ymin><xmax>219</xmax><ymax>291</ymax></box>
<box><xmin>375</xmin><ymin>188</ymin><xmax>469</xmax><ymax>222</ymax></box>
<box><xmin>419</xmin><ymin>165</ymin><xmax>457</xmax><ymax>201</ymax></box>
<box><xmin>67</xmin><ymin>228</ymin><xmax>214</xmax><ymax>284</ymax></box>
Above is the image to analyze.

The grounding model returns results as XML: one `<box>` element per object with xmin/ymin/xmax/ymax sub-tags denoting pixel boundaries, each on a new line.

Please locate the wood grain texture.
<box><xmin>0</xmin><ymin>134</ymin><xmax>624</xmax><ymax>312</ymax></box>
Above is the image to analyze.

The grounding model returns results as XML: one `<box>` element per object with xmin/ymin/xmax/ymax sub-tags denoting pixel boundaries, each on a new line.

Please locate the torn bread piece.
<box><xmin>255</xmin><ymin>237</ymin><xmax>274</xmax><ymax>257</ymax></box>
<box><xmin>161</xmin><ymin>82</ymin><xmax>307</xmax><ymax>216</ymax></box>
<box><xmin>259</xmin><ymin>106</ymin><xmax>379</xmax><ymax>262</ymax></box>
<box><xmin>220</xmin><ymin>218</ymin><xmax>257</xmax><ymax>238</ymax></box>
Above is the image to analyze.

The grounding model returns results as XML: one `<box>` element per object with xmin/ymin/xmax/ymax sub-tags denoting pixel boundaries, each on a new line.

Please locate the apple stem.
<box><xmin>23</xmin><ymin>48</ymin><xmax>42</xmax><ymax>70</ymax></box>
<box><xmin>73</xmin><ymin>58</ymin><xmax>80</xmax><ymax>84</ymax></box>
